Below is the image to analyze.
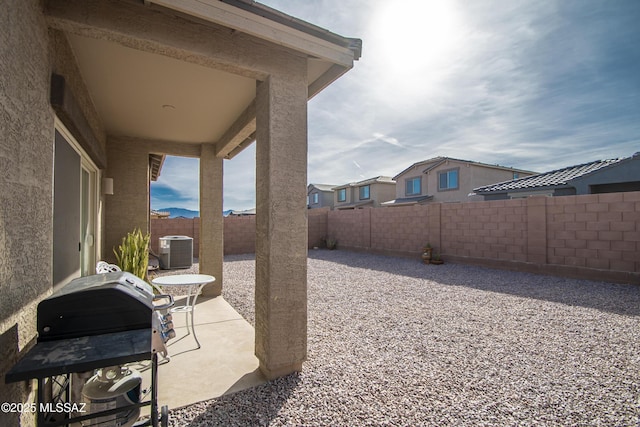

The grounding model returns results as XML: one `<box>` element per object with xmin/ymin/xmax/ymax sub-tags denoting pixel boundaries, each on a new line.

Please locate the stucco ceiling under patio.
<box><xmin>51</xmin><ymin>0</ymin><xmax>360</xmax><ymax>159</ymax></box>
<box><xmin>67</xmin><ymin>33</ymin><xmax>256</xmax><ymax>145</ymax></box>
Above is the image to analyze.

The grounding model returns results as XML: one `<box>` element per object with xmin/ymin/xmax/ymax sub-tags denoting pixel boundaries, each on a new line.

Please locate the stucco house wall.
<box><xmin>476</xmin><ymin>154</ymin><xmax>640</xmax><ymax>200</ymax></box>
<box><xmin>334</xmin><ymin>177</ymin><xmax>396</xmax><ymax>209</ymax></box>
<box><xmin>570</xmin><ymin>154</ymin><xmax>640</xmax><ymax>195</ymax></box>
<box><xmin>1</xmin><ymin>4</ymin><xmax>52</xmax><ymax>425</ymax></box>
<box><xmin>307</xmin><ymin>184</ymin><xmax>336</xmax><ymax>209</ymax></box>
<box><xmin>393</xmin><ymin>158</ymin><xmax>535</xmax><ymax>204</ymax></box>
<box><xmin>371</xmin><ymin>182</ymin><xmax>398</xmax><ymax>206</ymax></box>
<box><xmin>1</xmin><ymin>2</ymin><xmax>110</xmax><ymax>425</ymax></box>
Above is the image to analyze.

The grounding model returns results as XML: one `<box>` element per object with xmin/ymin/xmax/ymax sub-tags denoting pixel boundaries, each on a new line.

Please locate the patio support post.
<box><xmin>254</xmin><ymin>68</ymin><xmax>308</xmax><ymax>380</ymax></box>
<box><xmin>199</xmin><ymin>144</ymin><xmax>224</xmax><ymax>297</ymax></box>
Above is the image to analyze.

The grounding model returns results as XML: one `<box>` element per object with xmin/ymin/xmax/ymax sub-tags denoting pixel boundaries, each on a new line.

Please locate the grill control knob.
<box><xmin>162</xmin><ymin>329</ymin><xmax>176</xmax><ymax>341</ymax></box>
<box><xmin>162</xmin><ymin>321</ymin><xmax>174</xmax><ymax>331</ymax></box>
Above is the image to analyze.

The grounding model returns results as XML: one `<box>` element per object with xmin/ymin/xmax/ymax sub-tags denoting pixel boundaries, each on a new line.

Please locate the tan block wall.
<box><xmin>442</xmin><ymin>199</ymin><xmax>528</xmax><ymax>262</ymax></box>
<box><xmin>545</xmin><ymin>192</ymin><xmax>640</xmax><ymax>272</ymax></box>
<box><xmin>150</xmin><ymin>191</ymin><xmax>640</xmax><ymax>284</ymax></box>
<box><xmin>370</xmin><ymin>205</ymin><xmax>429</xmax><ymax>254</ymax></box>
<box><xmin>308</xmin><ymin>208</ymin><xmax>330</xmax><ymax>248</ymax></box>
<box><xmin>224</xmin><ymin>216</ymin><xmax>256</xmax><ymax>255</ymax></box>
<box><xmin>328</xmin><ymin>209</ymin><xmax>372</xmax><ymax>249</ymax></box>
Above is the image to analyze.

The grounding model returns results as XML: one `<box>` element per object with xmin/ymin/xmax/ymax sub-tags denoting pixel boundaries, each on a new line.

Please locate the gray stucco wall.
<box><xmin>0</xmin><ymin>1</ymin><xmax>54</xmax><ymax>425</ymax></box>
<box><xmin>571</xmin><ymin>155</ymin><xmax>640</xmax><ymax>194</ymax></box>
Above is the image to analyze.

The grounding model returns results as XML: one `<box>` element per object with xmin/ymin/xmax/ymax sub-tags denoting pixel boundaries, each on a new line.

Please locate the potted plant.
<box><xmin>431</xmin><ymin>252</ymin><xmax>444</xmax><ymax>265</ymax></box>
<box><xmin>325</xmin><ymin>238</ymin><xmax>338</xmax><ymax>250</ymax></box>
<box><xmin>114</xmin><ymin>228</ymin><xmax>151</xmax><ymax>281</ymax></box>
<box><xmin>421</xmin><ymin>243</ymin><xmax>432</xmax><ymax>264</ymax></box>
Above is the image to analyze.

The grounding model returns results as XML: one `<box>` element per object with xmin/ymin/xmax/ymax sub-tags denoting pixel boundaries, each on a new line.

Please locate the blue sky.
<box><xmin>151</xmin><ymin>0</ymin><xmax>640</xmax><ymax>211</ymax></box>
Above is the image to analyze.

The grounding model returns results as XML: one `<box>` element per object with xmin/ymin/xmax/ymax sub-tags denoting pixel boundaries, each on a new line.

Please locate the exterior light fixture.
<box><xmin>103</xmin><ymin>177</ymin><xmax>114</xmax><ymax>195</ymax></box>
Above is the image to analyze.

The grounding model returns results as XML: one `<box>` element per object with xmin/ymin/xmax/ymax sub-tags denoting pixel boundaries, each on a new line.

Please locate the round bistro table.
<box><xmin>151</xmin><ymin>274</ymin><xmax>215</xmax><ymax>349</ymax></box>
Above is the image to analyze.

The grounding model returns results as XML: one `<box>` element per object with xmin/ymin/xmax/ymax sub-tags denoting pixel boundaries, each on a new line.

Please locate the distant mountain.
<box><xmin>158</xmin><ymin>207</ymin><xmax>199</xmax><ymax>218</ymax></box>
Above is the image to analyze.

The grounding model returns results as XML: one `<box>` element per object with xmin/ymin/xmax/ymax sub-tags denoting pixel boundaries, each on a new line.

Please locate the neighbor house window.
<box><xmin>337</xmin><ymin>188</ymin><xmax>346</xmax><ymax>202</ymax></box>
<box><xmin>312</xmin><ymin>193</ymin><xmax>319</xmax><ymax>204</ymax></box>
<box><xmin>438</xmin><ymin>169</ymin><xmax>459</xmax><ymax>191</ymax></box>
<box><xmin>513</xmin><ymin>172</ymin><xmax>519</xmax><ymax>179</ymax></box>
<box><xmin>359</xmin><ymin>185</ymin><xmax>370</xmax><ymax>200</ymax></box>
<box><xmin>406</xmin><ymin>177</ymin><xmax>421</xmax><ymax>196</ymax></box>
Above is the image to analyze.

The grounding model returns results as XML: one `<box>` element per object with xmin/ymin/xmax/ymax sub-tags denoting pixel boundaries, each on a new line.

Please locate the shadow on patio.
<box><xmin>136</xmin><ymin>261</ymin><xmax>266</xmax><ymax>411</ymax></box>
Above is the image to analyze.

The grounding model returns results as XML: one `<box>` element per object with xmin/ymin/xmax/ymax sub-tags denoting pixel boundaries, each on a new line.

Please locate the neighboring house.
<box><xmin>307</xmin><ymin>184</ymin><xmax>338</xmax><ymax>209</ymax></box>
<box><xmin>228</xmin><ymin>208</ymin><xmax>257</xmax><ymax>216</ymax></box>
<box><xmin>150</xmin><ymin>209</ymin><xmax>170</xmax><ymax>219</ymax></box>
<box><xmin>383</xmin><ymin>157</ymin><xmax>536</xmax><ymax>206</ymax></box>
<box><xmin>473</xmin><ymin>153</ymin><xmax>640</xmax><ymax>200</ymax></box>
<box><xmin>333</xmin><ymin>176</ymin><xmax>396</xmax><ymax>209</ymax></box>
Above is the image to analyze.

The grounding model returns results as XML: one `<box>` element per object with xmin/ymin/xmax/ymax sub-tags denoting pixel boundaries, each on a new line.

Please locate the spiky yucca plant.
<box><xmin>114</xmin><ymin>228</ymin><xmax>150</xmax><ymax>280</ymax></box>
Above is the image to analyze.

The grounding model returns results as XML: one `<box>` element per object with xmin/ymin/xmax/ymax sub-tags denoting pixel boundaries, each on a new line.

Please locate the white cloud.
<box><xmin>223</xmin><ymin>144</ymin><xmax>256</xmax><ymax>210</ymax></box>
<box><xmin>156</xmin><ymin>0</ymin><xmax>640</xmax><ymax>209</ymax></box>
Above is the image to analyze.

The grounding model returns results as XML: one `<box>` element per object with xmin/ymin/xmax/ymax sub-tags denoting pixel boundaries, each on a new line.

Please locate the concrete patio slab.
<box><xmin>137</xmin><ymin>295</ymin><xmax>265</xmax><ymax>410</ymax></box>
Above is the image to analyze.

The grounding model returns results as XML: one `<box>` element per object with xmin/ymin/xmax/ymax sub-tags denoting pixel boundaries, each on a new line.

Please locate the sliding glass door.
<box><xmin>53</xmin><ymin>124</ymin><xmax>98</xmax><ymax>288</ymax></box>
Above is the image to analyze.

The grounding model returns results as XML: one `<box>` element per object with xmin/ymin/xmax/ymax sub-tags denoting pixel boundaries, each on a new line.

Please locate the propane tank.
<box><xmin>81</xmin><ymin>366</ymin><xmax>142</xmax><ymax>427</ymax></box>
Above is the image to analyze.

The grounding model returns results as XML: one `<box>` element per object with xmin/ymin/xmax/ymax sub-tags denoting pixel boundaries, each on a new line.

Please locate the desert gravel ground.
<box><xmin>165</xmin><ymin>250</ymin><xmax>640</xmax><ymax>426</ymax></box>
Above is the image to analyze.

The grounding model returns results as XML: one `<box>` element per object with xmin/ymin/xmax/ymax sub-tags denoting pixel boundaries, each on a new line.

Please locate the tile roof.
<box><xmin>474</xmin><ymin>158</ymin><xmax>624</xmax><ymax>193</ymax></box>
<box><xmin>308</xmin><ymin>183</ymin><xmax>338</xmax><ymax>192</ymax></box>
<box><xmin>332</xmin><ymin>176</ymin><xmax>395</xmax><ymax>190</ymax></box>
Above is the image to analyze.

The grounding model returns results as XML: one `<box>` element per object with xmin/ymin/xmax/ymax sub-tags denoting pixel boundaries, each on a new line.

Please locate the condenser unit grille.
<box><xmin>159</xmin><ymin>236</ymin><xmax>193</xmax><ymax>269</ymax></box>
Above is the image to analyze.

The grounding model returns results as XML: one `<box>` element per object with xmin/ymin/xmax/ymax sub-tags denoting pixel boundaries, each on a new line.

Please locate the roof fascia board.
<box><xmin>308</xmin><ymin>63</ymin><xmax>350</xmax><ymax>99</ymax></box>
<box><xmin>148</xmin><ymin>0</ymin><xmax>356</xmax><ymax>68</ymax></box>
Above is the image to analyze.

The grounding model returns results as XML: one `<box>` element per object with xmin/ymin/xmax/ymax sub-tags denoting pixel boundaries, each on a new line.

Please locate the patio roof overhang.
<box><xmin>45</xmin><ymin>0</ymin><xmax>361</xmax><ymax>162</ymax></box>
<box><xmin>43</xmin><ymin>0</ymin><xmax>361</xmax><ymax>381</ymax></box>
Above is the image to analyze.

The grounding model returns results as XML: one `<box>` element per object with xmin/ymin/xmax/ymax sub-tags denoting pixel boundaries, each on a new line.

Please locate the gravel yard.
<box><xmin>168</xmin><ymin>250</ymin><xmax>640</xmax><ymax>426</ymax></box>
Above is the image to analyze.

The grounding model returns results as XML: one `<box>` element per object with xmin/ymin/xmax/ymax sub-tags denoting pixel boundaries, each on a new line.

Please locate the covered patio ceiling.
<box><xmin>51</xmin><ymin>0</ymin><xmax>361</xmax><ymax>161</ymax></box>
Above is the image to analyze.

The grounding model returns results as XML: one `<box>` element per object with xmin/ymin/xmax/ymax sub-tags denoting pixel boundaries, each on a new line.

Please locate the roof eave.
<box><xmin>148</xmin><ymin>0</ymin><xmax>360</xmax><ymax>68</ymax></box>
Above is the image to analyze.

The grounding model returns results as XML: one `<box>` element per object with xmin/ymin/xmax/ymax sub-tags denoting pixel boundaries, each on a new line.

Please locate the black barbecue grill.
<box><xmin>5</xmin><ymin>272</ymin><xmax>175</xmax><ymax>427</ymax></box>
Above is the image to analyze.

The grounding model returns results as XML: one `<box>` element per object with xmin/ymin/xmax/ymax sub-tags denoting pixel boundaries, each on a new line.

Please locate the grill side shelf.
<box><xmin>5</xmin><ymin>329</ymin><xmax>152</xmax><ymax>383</ymax></box>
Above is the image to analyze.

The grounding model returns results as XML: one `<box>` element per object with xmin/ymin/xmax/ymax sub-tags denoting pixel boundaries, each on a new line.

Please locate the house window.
<box><xmin>359</xmin><ymin>185</ymin><xmax>370</xmax><ymax>200</ymax></box>
<box><xmin>312</xmin><ymin>193</ymin><xmax>319</xmax><ymax>204</ymax></box>
<box><xmin>438</xmin><ymin>169</ymin><xmax>459</xmax><ymax>191</ymax></box>
<box><xmin>406</xmin><ymin>177</ymin><xmax>421</xmax><ymax>196</ymax></box>
<box><xmin>513</xmin><ymin>172</ymin><xmax>519</xmax><ymax>179</ymax></box>
<box><xmin>337</xmin><ymin>188</ymin><xmax>346</xmax><ymax>202</ymax></box>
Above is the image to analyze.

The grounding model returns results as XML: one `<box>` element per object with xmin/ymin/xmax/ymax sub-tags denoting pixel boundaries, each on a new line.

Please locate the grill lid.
<box><xmin>37</xmin><ymin>272</ymin><xmax>154</xmax><ymax>342</ymax></box>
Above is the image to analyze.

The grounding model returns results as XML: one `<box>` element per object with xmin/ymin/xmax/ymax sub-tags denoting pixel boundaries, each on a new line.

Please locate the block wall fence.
<box><xmin>150</xmin><ymin>192</ymin><xmax>640</xmax><ymax>284</ymax></box>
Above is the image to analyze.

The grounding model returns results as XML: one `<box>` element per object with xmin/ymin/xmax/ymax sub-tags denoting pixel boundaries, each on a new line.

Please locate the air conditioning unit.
<box><xmin>159</xmin><ymin>236</ymin><xmax>193</xmax><ymax>269</ymax></box>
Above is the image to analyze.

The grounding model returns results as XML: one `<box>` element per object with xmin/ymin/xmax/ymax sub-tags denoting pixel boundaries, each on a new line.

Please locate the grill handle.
<box><xmin>152</xmin><ymin>294</ymin><xmax>174</xmax><ymax>311</ymax></box>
